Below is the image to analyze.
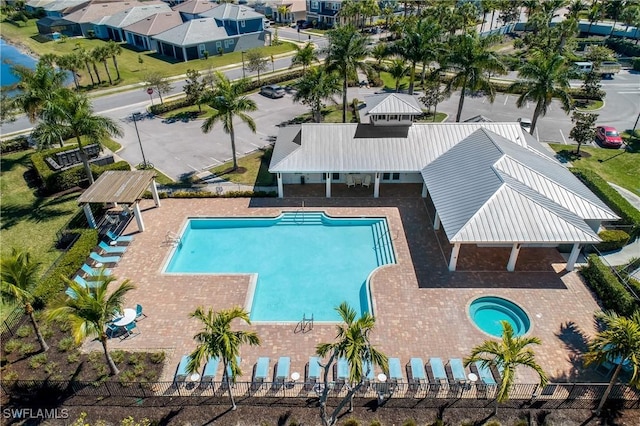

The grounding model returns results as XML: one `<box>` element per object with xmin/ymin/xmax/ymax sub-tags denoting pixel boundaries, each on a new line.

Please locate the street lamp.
<box><xmin>241</xmin><ymin>51</ymin><xmax>246</xmax><ymax>79</ymax></box>
<box><xmin>376</xmin><ymin>373</ymin><xmax>387</xmax><ymax>406</ymax></box>
<box><xmin>132</xmin><ymin>112</ymin><xmax>152</xmax><ymax>169</ymax></box>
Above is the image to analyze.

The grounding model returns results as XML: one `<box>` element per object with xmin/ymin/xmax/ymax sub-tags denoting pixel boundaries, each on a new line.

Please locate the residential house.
<box><xmin>25</xmin><ymin>0</ymin><xmax>56</xmax><ymax>14</ymax></box>
<box><xmin>62</xmin><ymin>0</ymin><xmax>146</xmax><ymax>37</ymax></box>
<box><xmin>35</xmin><ymin>0</ymin><xmax>91</xmax><ymax>35</ymax></box>
<box><xmin>123</xmin><ymin>11</ymin><xmax>182</xmax><ymax>50</ymax></box>
<box><xmin>97</xmin><ymin>3</ymin><xmax>172</xmax><ymax>41</ymax></box>
<box><xmin>172</xmin><ymin>0</ymin><xmax>216</xmax><ymax>21</ymax></box>
<box><xmin>269</xmin><ymin>93</ymin><xmax>618</xmax><ymax>272</ymax></box>
<box><xmin>305</xmin><ymin>0</ymin><xmax>341</xmax><ymax>27</ymax></box>
<box><xmin>256</xmin><ymin>0</ymin><xmax>306</xmax><ymax>24</ymax></box>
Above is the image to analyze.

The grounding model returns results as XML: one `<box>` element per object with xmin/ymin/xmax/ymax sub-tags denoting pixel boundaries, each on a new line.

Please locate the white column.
<box><xmin>421</xmin><ymin>183</ymin><xmax>428</xmax><ymax>198</ymax></box>
<box><xmin>325</xmin><ymin>173</ymin><xmax>331</xmax><ymax>198</ymax></box>
<box><xmin>448</xmin><ymin>243</ymin><xmax>461</xmax><ymax>272</ymax></box>
<box><xmin>507</xmin><ymin>243</ymin><xmax>521</xmax><ymax>272</ymax></box>
<box><xmin>182</xmin><ymin>47</ymin><xmax>188</xmax><ymax>62</ymax></box>
<box><xmin>83</xmin><ymin>204</ymin><xmax>96</xmax><ymax>229</ymax></box>
<box><xmin>133</xmin><ymin>201</ymin><xmax>145</xmax><ymax>232</ymax></box>
<box><xmin>277</xmin><ymin>173</ymin><xmax>283</xmax><ymax>198</ymax></box>
<box><xmin>150</xmin><ymin>180</ymin><xmax>161</xmax><ymax>207</ymax></box>
<box><xmin>433</xmin><ymin>211</ymin><xmax>440</xmax><ymax>230</ymax></box>
<box><xmin>565</xmin><ymin>243</ymin><xmax>581</xmax><ymax>271</ymax></box>
<box><xmin>374</xmin><ymin>173</ymin><xmax>380</xmax><ymax>198</ymax></box>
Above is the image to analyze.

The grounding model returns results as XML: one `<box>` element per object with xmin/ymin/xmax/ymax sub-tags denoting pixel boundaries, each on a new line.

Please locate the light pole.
<box><xmin>132</xmin><ymin>112</ymin><xmax>152</xmax><ymax>169</ymax></box>
<box><xmin>634</xmin><ymin>111</ymin><xmax>640</xmax><ymax>132</ymax></box>
<box><xmin>241</xmin><ymin>51</ymin><xmax>246</xmax><ymax>79</ymax></box>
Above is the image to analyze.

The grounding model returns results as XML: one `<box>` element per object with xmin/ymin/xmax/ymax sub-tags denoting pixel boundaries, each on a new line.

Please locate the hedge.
<box><xmin>580</xmin><ymin>254</ymin><xmax>638</xmax><ymax>317</ymax></box>
<box><xmin>33</xmin><ymin>229</ymin><xmax>99</xmax><ymax>308</ymax></box>
<box><xmin>571</xmin><ymin>169</ymin><xmax>640</xmax><ymax>238</ymax></box>
<box><xmin>634</xmin><ymin>58</ymin><xmax>640</xmax><ymax>72</ymax></box>
<box><xmin>605</xmin><ymin>38</ymin><xmax>640</xmax><ymax>58</ymax></box>
<box><xmin>597</xmin><ymin>229</ymin><xmax>630</xmax><ymax>252</ymax></box>
<box><xmin>0</xmin><ymin>136</ymin><xmax>30</xmax><ymax>154</ymax></box>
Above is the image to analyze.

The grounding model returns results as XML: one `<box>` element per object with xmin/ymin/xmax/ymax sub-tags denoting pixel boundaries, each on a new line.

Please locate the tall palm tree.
<box><xmin>587</xmin><ymin>0</ymin><xmax>603</xmax><ymax>34</ymax></box>
<box><xmin>464</xmin><ymin>321</ymin><xmax>548</xmax><ymax>414</ymax></box>
<box><xmin>201</xmin><ymin>71</ymin><xmax>257</xmax><ymax>171</ymax></box>
<box><xmin>186</xmin><ymin>306</ymin><xmax>260</xmax><ymax>410</ymax></box>
<box><xmin>316</xmin><ymin>302</ymin><xmax>388</xmax><ymax>426</ymax></box>
<box><xmin>567</xmin><ymin>0</ymin><xmax>586</xmax><ymax>20</ymax></box>
<box><xmin>94</xmin><ymin>46</ymin><xmax>112</xmax><ymax>85</ymax></box>
<box><xmin>290</xmin><ymin>42</ymin><xmax>318</xmax><ymax>72</ymax></box>
<box><xmin>444</xmin><ymin>33</ymin><xmax>507</xmax><ymax>122</ymax></box>
<box><xmin>90</xmin><ymin>47</ymin><xmax>103</xmax><ymax>84</ymax></box>
<box><xmin>56</xmin><ymin>52</ymin><xmax>83</xmax><ymax>90</ymax></box>
<box><xmin>276</xmin><ymin>4</ymin><xmax>289</xmax><ymax>23</ymax></box>
<box><xmin>35</xmin><ymin>90</ymin><xmax>123</xmax><ymax>184</ymax></box>
<box><xmin>11</xmin><ymin>61</ymin><xmax>66</xmax><ymax>122</ymax></box>
<box><xmin>77</xmin><ymin>47</ymin><xmax>96</xmax><ymax>86</ymax></box>
<box><xmin>508</xmin><ymin>53</ymin><xmax>573</xmax><ymax>135</ymax></box>
<box><xmin>387</xmin><ymin>58</ymin><xmax>410</xmax><ymax>92</ymax></box>
<box><xmin>584</xmin><ymin>311</ymin><xmax>640</xmax><ymax>415</ymax></box>
<box><xmin>293</xmin><ymin>67</ymin><xmax>341</xmax><ymax>123</ymax></box>
<box><xmin>324</xmin><ymin>25</ymin><xmax>370</xmax><ymax>123</ymax></box>
<box><xmin>47</xmin><ymin>274</ymin><xmax>135</xmax><ymax>376</ymax></box>
<box><xmin>1</xmin><ymin>249</ymin><xmax>49</xmax><ymax>352</ymax></box>
<box><xmin>106</xmin><ymin>40</ymin><xmax>122</xmax><ymax>80</ymax></box>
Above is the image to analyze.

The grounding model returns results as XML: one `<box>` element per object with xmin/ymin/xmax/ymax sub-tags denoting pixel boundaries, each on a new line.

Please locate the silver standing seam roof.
<box><xmin>153</xmin><ymin>18</ymin><xmax>229</xmax><ymax>45</ymax></box>
<box><xmin>102</xmin><ymin>4</ymin><xmax>171</xmax><ymax>28</ymax></box>
<box><xmin>199</xmin><ymin>3</ymin><xmax>264</xmax><ymax>20</ymax></box>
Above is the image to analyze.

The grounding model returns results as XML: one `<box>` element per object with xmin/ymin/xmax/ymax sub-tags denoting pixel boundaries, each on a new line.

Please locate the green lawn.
<box><xmin>575</xmin><ymin>99</ymin><xmax>604</xmax><ymax>111</ymax></box>
<box><xmin>0</xmin><ymin>150</ymin><xmax>81</xmax><ymax>269</ymax></box>
<box><xmin>1</xmin><ymin>19</ymin><xmax>296</xmax><ymax>91</ymax></box>
<box><xmin>208</xmin><ymin>148</ymin><xmax>274</xmax><ymax>186</ymax></box>
<box><xmin>379</xmin><ymin>71</ymin><xmax>412</xmax><ymax>92</ymax></box>
<box><xmin>549</xmin><ymin>143</ymin><xmax>640</xmax><ymax>196</ymax></box>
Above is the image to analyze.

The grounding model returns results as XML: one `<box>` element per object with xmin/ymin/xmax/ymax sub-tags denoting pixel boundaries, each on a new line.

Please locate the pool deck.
<box><xmin>92</xmin><ymin>195</ymin><xmax>603</xmax><ymax>385</ymax></box>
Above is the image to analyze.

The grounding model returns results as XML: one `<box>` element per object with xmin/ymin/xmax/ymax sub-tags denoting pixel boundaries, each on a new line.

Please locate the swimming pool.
<box><xmin>164</xmin><ymin>212</ymin><xmax>396</xmax><ymax>322</ymax></box>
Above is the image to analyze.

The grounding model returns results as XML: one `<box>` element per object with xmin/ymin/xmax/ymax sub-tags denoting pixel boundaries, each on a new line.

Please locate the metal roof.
<box><xmin>102</xmin><ymin>4</ymin><xmax>171</xmax><ymax>28</ymax></box>
<box><xmin>362</xmin><ymin>93</ymin><xmax>423</xmax><ymax>115</ymax></box>
<box><xmin>123</xmin><ymin>11</ymin><xmax>182</xmax><ymax>35</ymax></box>
<box><xmin>78</xmin><ymin>170</ymin><xmax>156</xmax><ymax>204</ymax></box>
<box><xmin>153</xmin><ymin>17</ymin><xmax>229</xmax><ymax>46</ymax></box>
<box><xmin>199</xmin><ymin>3</ymin><xmax>264</xmax><ymax>20</ymax></box>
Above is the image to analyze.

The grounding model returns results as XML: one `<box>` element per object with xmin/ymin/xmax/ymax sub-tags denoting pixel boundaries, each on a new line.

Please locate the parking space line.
<box><xmin>559</xmin><ymin>129</ymin><xmax>567</xmax><ymax>144</ymax></box>
<box><xmin>503</xmin><ymin>95</ymin><xmax>509</xmax><ymax>105</ymax></box>
<box><xmin>187</xmin><ymin>164</ymin><xmax>200</xmax><ymax>172</ymax></box>
<box><xmin>209</xmin><ymin>157</ymin><xmax>222</xmax><ymax>164</ymax></box>
<box><xmin>617</xmin><ymin>91</ymin><xmax>640</xmax><ymax>94</ymax></box>
<box><xmin>536</xmin><ymin>128</ymin><xmax>540</xmax><ymax>142</ymax></box>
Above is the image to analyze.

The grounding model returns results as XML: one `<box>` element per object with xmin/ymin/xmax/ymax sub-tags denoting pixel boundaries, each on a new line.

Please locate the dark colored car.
<box><xmin>296</xmin><ymin>20</ymin><xmax>313</xmax><ymax>29</ymax></box>
<box><xmin>260</xmin><ymin>85</ymin><xmax>285</xmax><ymax>99</ymax></box>
<box><xmin>596</xmin><ymin>126</ymin><xmax>623</xmax><ymax>148</ymax></box>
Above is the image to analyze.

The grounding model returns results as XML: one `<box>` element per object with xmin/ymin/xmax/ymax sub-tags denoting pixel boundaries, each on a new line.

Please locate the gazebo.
<box><xmin>78</xmin><ymin>170</ymin><xmax>161</xmax><ymax>232</ymax></box>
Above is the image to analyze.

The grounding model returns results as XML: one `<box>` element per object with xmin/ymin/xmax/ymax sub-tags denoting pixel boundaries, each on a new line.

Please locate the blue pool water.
<box><xmin>1</xmin><ymin>38</ymin><xmax>37</xmax><ymax>88</ymax></box>
<box><xmin>165</xmin><ymin>212</ymin><xmax>396</xmax><ymax>322</ymax></box>
<box><xmin>469</xmin><ymin>296</ymin><xmax>530</xmax><ymax>337</ymax></box>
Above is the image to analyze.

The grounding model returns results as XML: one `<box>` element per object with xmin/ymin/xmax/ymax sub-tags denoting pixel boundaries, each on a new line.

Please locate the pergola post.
<box><xmin>325</xmin><ymin>173</ymin><xmax>331</xmax><ymax>198</ymax></box>
<box><xmin>133</xmin><ymin>201</ymin><xmax>145</xmax><ymax>232</ymax></box>
<box><xmin>374</xmin><ymin>173</ymin><xmax>380</xmax><ymax>198</ymax></box>
<box><xmin>566</xmin><ymin>243</ymin><xmax>581</xmax><ymax>271</ymax></box>
<box><xmin>421</xmin><ymin>183</ymin><xmax>428</xmax><ymax>198</ymax></box>
<box><xmin>277</xmin><ymin>173</ymin><xmax>283</xmax><ymax>198</ymax></box>
<box><xmin>507</xmin><ymin>243</ymin><xmax>521</xmax><ymax>272</ymax></box>
<box><xmin>433</xmin><ymin>211</ymin><xmax>441</xmax><ymax>230</ymax></box>
<box><xmin>150</xmin><ymin>180</ymin><xmax>161</xmax><ymax>207</ymax></box>
<box><xmin>83</xmin><ymin>204</ymin><xmax>97</xmax><ymax>229</ymax></box>
<box><xmin>448</xmin><ymin>243</ymin><xmax>460</xmax><ymax>271</ymax></box>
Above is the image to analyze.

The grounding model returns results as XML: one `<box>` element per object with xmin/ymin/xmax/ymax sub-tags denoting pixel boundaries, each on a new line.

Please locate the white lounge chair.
<box><xmin>346</xmin><ymin>174</ymin><xmax>356</xmax><ymax>188</ymax></box>
<box><xmin>362</xmin><ymin>174</ymin><xmax>372</xmax><ymax>188</ymax></box>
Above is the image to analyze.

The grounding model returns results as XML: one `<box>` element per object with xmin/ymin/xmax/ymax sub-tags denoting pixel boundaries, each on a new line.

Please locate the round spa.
<box><xmin>469</xmin><ymin>296</ymin><xmax>530</xmax><ymax>337</ymax></box>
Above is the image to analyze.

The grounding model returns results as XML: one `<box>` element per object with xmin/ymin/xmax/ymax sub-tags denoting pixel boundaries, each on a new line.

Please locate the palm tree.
<box><xmin>508</xmin><ymin>53</ymin><xmax>573</xmax><ymax>135</ymax></box>
<box><xmin>293</xmin><ymin>67</ymin><xmax>341</xmax><ymax>123</ymax></box>
<box><xmin>370</xmin><ymin>43</ymin><xmax>389</xmax><ymax>70</ymax></box>
<box><xmin>201</xmin><ymin>71</ymin><xmax>257</xmax><ymax>171</ymax></box>
<box><xmin>47</xmin><ymin>274</ymin><xmax>135</xmax><ymax>376</ymax></box>
<box><xmin>324</xmin><ymin>25</ymin><xmax>370</xmax><ymax>123</ymax></box>
<box><xmin>77</xmin><ymin>47</ymin><xmax>95</xmax><ymax>86</ymax></box>
<box><xmin>584</xmin><ymin>311</ymin><xmax>640</xmax><ymax>415</ymax></box>
<box><xmin>106</xmin><ymin>40</ymin><xmax>122</xmax><ymax>80</ymax></box>
<box><xmin>316</xmin><ymin>302</ymin><xmax>388</xmax><ymax>426</ymax></box>
<box><xmin>587</xmin><ymin>0</ymin><xmax>603</xmax><ymax>34</ymax></box>
<box><xmin>11</xmin><ymin>61</ymin><xmax>66</xmax><ymax>122</ymax></box>
<box><xmin>290</xmin><ymin>42</ymin><xmax>318</xmax><ymax>72</ymax></box>
<box><xmin>567</xmin><ymin>0</ymin><xmax>586</xmax><ymax>21</ymax></box>
<box><xmin>93</xmin><ymin>46</ymin><xmax>112</xmax><ymax>85</ymax></box>
<box><xmin>56</xmin><ymin>52</ymin><xmax>83</xmax><ymax>90</ymax></box>
<box><xmin>35</xmin><ymin>90</ymin><xmax>123</xmax><ymax>184</ymax></box>
<box><xmin>387</xmin><ymin>58</ymin><xmax>410</xmax><ymax>92</ymax></box>
<box><xmin>464</xmin><ymin>321</ymin><xmax>548</xmax><ymax>414</ymax></box>
<box><xmin>276</xmin><ymin>4</ymin><xmax>289</xmax><ymax>23</ymax></box>
<box><xmin>186</xmin><ymin>306</ymin><xmax>260</xmax><ymax>410</ymax></box>
<box><xmin>1</xmin><ymin>249</ymin><xmax>49</xmax><ymax>352</ymax></box>
<box><xmin>90</xmin><ymin>47</ymin><xmax>103</xmax><ymax>84</ymax></box>
<box><xmin>444</xmin><ymin>33</ymin><xmax>507</xmax><ymax>122</ymax></box>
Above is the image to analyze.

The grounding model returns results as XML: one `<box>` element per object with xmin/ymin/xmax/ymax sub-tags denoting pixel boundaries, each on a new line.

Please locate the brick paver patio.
<box><xmin>91</xmin><ymin>194</ymin><xmax>603</xmax><ymax>385</ymax></box>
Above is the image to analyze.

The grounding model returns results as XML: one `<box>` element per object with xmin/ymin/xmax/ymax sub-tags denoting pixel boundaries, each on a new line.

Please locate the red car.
<box><xmin>596</xmin><ymin>126</ymin><xmax>623</xmax><ymax>148</ymax></box>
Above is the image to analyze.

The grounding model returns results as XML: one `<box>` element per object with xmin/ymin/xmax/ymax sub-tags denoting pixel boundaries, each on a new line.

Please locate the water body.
<box><xmin>1</xmin><ymin>38</ymin><xmax>37</xmax><ymax>88</ymax></box>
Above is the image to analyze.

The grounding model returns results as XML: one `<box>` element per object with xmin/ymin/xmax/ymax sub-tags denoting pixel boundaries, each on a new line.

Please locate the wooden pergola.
<box><xmin>78</xmin><ymin>170</ymin><xmax>161</xmax><ymax>232</ymax></box>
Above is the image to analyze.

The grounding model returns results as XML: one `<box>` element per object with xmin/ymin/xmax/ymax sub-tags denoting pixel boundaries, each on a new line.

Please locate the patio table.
<box><xmin>113</xmin><ymin>308</ymin><xmax>136</xmax><ymax>327</ymax></box>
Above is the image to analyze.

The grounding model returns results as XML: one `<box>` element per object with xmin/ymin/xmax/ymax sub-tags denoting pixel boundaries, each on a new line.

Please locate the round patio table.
<box><xmin>113</xmin><ymin>308</ymin><xmax>136</xmax><ymax>327</ymax></box>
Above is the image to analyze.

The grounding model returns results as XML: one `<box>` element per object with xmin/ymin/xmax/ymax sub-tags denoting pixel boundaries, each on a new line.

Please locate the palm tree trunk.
<box><xmin>85</xmin><ymin>61</ymin><xmax>95</xmax><ymax>85</ymax></box>
<box><xmin>112</xmin><ymin>56</ymin><xmax>120</xmax><ymax>80</ymax></box>
<box><xmin>490</xmin><ymin>10</ymin><xmax>496</xmax><ymax>31</ymax></box>
<box><xmin>93</xmin><ymin>63</ymin><xmax>102</xmax><ymax>84</ymax></box>
<box><xmin>100</xmin><ymin>336</ymin><xmax>119</xmax><ymax>375</ymax></box>
<box><xmin>342</xmin><ymin>68</ymin><xmax>348</xmax><ymax>123</ymax></box>
<box><xmin>229</xmin><ymin>125</ymin><xmax>238</xmax><ymax>171</ymax></box>
<box><xmin>76</xmin><ymin>135</ymin><xmax>94</xmax><ymax>185</ymax></box>
<box><xmin>408</xmin><ymin>62</ymin><xmax>416</xmax><ymax>95</ymax></box>
<box><xmin>530</xmin><ymin>101</ymin><xmax>543</xmax><ymax>135</ymax></box>
<box><xmin>71</xmin><ymin>72</ymin><xmax>80</xmax><ymax>90</ymax></box>
<box><xmin>480</xmin><ymin>12</ymin><xmax>486</xmax><ymax>33</ymax></box>
<box><xmin>223</xmin><ymin>360</ymin><xmax>237</xmax><ymax>410</ymax></box>
<box><xmin>25</xmin><ymin>303</ymin><xmax>48</xmax><ymax>352</ymax></box>
<box><xmin>596</xmin><ymin>363</ymin><xmax>622</xmax><ymax>415</ymax></box>
<box><xmin>455</xmin><ymin>79</ymin><xmax>467</xmax><ymax>122</ymax></box>
<box><xmin>609</xmin><ymin>19</ymin><xmax>617</xmax><ymax>38</ymax></box>
<box><xmin>103</xmin><ymin>60</ymin><xmax>112</xmax><ymax>85</ymax></box>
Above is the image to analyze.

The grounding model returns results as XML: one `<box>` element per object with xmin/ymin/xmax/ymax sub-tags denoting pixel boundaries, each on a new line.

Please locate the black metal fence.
<box><xmin>2</xmin><ymin>380</ymin><xmax>638</xmax><ymax>410</ymax></box>
<box><xmin>0</xmin><ymin>307</ymin><xmax>24</xmax><ymax>338</ymax></box>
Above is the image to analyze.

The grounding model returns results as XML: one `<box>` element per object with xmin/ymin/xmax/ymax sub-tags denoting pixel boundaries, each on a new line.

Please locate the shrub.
<box><xmin>40</xmin><ymin>325</ymin><xmax>53</xmax><ymax>340</ymax></box>
<box><xmin>58</xmin><ymin>336</ymin><xmax>77</xmax><ymax>352</ymax></box>
<box><xmin>166</xmin><ymin>190</ymin><xmax>277</xmax><ymax>198</ymax></box>
<box><xmin>597</xmin><ymin>229</ymin><xmax>630</xmax><ymax>252</ymax></box>
<box><xmin>16</xmin><ymin>325</ymin><xmax>31</xmax><ymax>338</ymax></box>
<box><xmin>29</xmin><ymin>353</ymin><xmax>48</xmax><ymax>369</ymax></box>
<box><xmin>605</xmin><ymin>38</ymin><xmax>640</xmax><ymax>57</ymax></box>
<box><xmin>343</xmin><ymin>419</ymin><xmax>360</xmax><ymax>426</ymax></box>
<box><xmin>88</xmin><ymin>351</ymin><xmax>103</xmax><ymax>364</ymax></box>
<box><xmin>19</xmin><ymin>342</ymin><xmax>36</xmax><ymax>356</ymax></box>
<box><xmin>402</xmin><ymin>420</ymin><xmax>417</xmax><ymax>426</ymax></box>
<box><xmin>127</xmin><ymin>352</ymin><xmax>143</xmax><ymax>365</ymax></box>
<box><xmin>0</xmin><ymin>136</ymin><xmax>30</xmax><ymax>154</ymax></box>
<box><xmin>119</xmin><ymin>369</ymin><xmax>137</xmax><ymax>384</ymax></box>
<box><xmin>44</xmin><ymin>361</ymin><xmax>59</xmax><ymax>375</ymax></box>
<box><xmin>3</xmin><ymin>371</ymin><xmax>18</xmax><ymax>382</ymax></box>
<box><xmin>58</xmin><ymin>319</ymin><xmax>72</xmax><ymax>332</ymax></box>
<box><xmin>33</xmin><ymin>229</ymin><xmax>100</xmax><ymax>307</ymax></box>
<box><xmin>120</xmin><ymin>416</ymin><xmax>152</xmax><ymax>426</ymax></box>
<box><xmin>149</xmin><ymin>98</ymin><xmax>192</xmax><ymax>115</ymax></box>
<box><xmin>369</xmin><ymin>421</ymin><xmax>382</xmax><ymax>426</ymax></box>
<box><xmin>581</xmin><ymin>255</ymin><xmax>638</xmax><ymax>316</ymax></box>
<box><xmin>133</xmin><ymin>363</ymin><xmax>145</xmax><ymax>376</ymax></box>
<box><xmin>144</xmin><ymin>370</ymin><xmax>158</xmax><ymax>381</ymax></box>
<box><xmin>4</xmin><ymin>339</ymin><xmax>21</xmax><ymax>354</ymax></box>
<box><xmin>67</xmin><ymin>351</ymin><xmax>80</xmax><ymax>364</ymax></box>
<box><xmin>634</xmin><ymin>58</ymin><xmax>640</xmax><ymax>72</ymax></box>
<box><xmin>149</xmin><ymin>351</ymin><xmax>165</xmax><ymax>364</ymax></box>
<box><xmin>111</xmin><ymin>350</ymin><xmax>126</xmax><ymax>364</ymax></box>
<box><xmin>571</xmin><ymin>169</ymin><xmax>640</xmax><ymax>238</ymax></box>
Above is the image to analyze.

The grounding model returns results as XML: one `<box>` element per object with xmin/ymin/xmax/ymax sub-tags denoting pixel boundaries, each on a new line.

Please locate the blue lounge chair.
<box><xmin>275</xmin><ymin>356</ymin><xmax>291</xmax><ymax>382</ymax></box>
<box><xmin>409</xmin><ymin>358</ymin><xmax>426</xmax><ymax>388</ymax></box>
<box><xmin>98</xmin><ymin>241</ymin><xmax>127</xmax><ymax>254</ymax></box>
<box><xmin>74</xmin><ymin>275</ymin><xmax>100</xmax><ymax>288</ymax></box>
<box><xmin>106</xmin><ymin>230</ymin><xmax>134</xmax><ymax>244</ymax></box>
<box><xmin>175</xmin><ymin>355</ymin><xmax>190</xmax><ymax>382</ymax></box>
<box><xmin>336</xmin><ymin>357</ymin><xmax>349</xmax><ymax>382</ymax></box>
<box><xmin>225</xmin><ymin>356</ymin><xmax>242</xmax><ymax>381</ymax></box>
<box><xmin>106</xmin><ymin>323</ymin><xmax>120</xmax><ymax>339</ymax></box>
<box><xmin>475</xmin><ymin>361</ymin><xmax>497</xmax><ymax>385</ymax></box>
<box><xmin>90</xmin><ymin>252</ymin><xmax>121</xmax><ymax>265</ymax></box>
<box><xmin>449</xmin><ymin>358</ymin><xmax>467</xmax><ymax>384</ymax></box>
<box><xmin>135</xmin><ymin>304</ymin><xmax>146</xmax><ymax>320</ymax></box>
<box><xmin>202</xmin><ymin>356</ymin><xmax>219</xmax><ymax>382</ymax></box>
<box><xmin>388</xmin><ymin>357</ymin><xmax>403</xmax><ymax>383</ymax></box>
<box><xmin>307</xmin><ymin>356</ymin><xmax>321</xmax><ymax>384</ymax></box>
<box><xmin>254</xmin><ymin>357</ymin><xmax>270</xmax><ymax>384</ymax></box>
<box><xmin>80</xmin><ymin>263</ymin><xmax>111</xmax><ymax>278</ymax></box>
<box><xmin>429</xmin><ymin>357</ymin><xmax>447</xmax><ymax>384</ymax></box>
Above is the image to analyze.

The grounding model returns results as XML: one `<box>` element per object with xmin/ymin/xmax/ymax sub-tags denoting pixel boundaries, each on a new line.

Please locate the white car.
<box><xmin>517</xmin><ymin>117</ymin><xmax>532</xmax><ymax>131</ymax></box>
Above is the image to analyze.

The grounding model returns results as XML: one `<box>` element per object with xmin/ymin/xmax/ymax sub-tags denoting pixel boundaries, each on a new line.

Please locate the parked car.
<box><xmin>260</xmin><ymin>85</ymin><xmax>285</xmax><ymax>99</ymax></box>
<box><xmin>596</xmin><ymin>126</ymin><xmax>623</xmax><ymax>148</ymax></box>
<box><xmin>517</xmin><ymin>117</ymin><xmax>532</xmax><ymax>131</ymax></box>
<box><xmin>296</xmin><ymin>20</ymin><xmax>313</xmax><ymax>29</ymax></box>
